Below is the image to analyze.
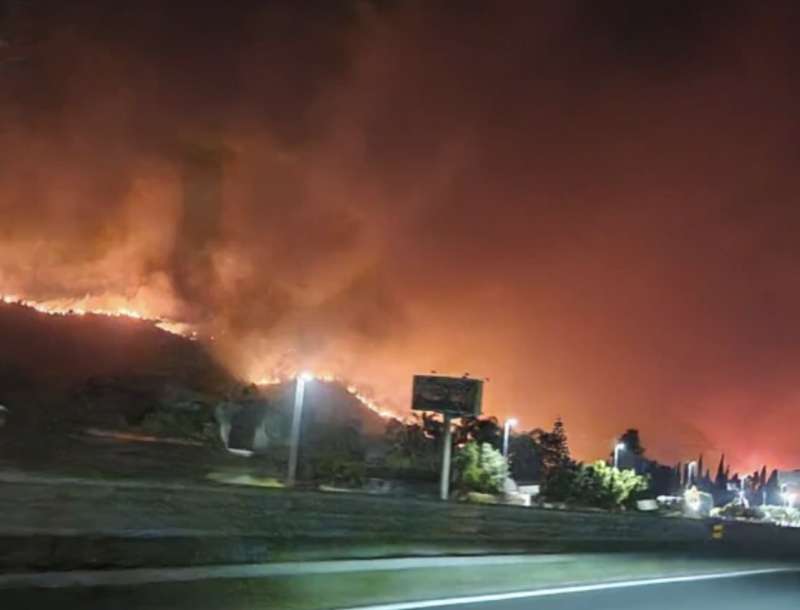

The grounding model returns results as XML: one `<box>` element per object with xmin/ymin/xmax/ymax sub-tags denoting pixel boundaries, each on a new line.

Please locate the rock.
<box><xmin>206</xmin><ymin>472</ymin><xmax>284</xmax><ymax>488</ymax></box>
<box><xmin>501</xmin><ymin>477</ymin><xmax>518</xmax><ymax>494</ymax></box>
<box><xmin>503</xmin><ymin>491</ymin><xmax>531</xmax><ymax>507</ymax></box>
<box><xmin>464</xmin><ymin>491</ymin><xmax>498</xmax><ymax>504</ymax></box>
<box><xmin>214</xmin><ymin>398</ymin><xmax>278</xmax><ymax>454</ymax></box>
<box><xmin>636</xmin><ymin>499</ymin><xmax>659</xmax><ymax>511</ymax></box>
<box><xmin>518</xmin><ymin>484</ymin><xmax>540</xmax><ymax>497</ymax></box>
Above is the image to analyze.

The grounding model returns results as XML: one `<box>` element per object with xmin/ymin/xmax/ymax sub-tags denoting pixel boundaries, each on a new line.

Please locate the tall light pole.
<box><xmin>613</xmin><ymin>442</ymin><xmax>626</xmax><ymax>469</ymax></box>
<box><xmin>687</xmin><ymin>460</ymin><xmax>698</xmax><ymax>488</ymax></box>
<box><xmin>502</xmin><ymin>418</ymin><xmax>517</xmax><ymax>458</ymax></box>
<box><xmin>287</xmin><ymin>371</ymin><xmax>313</xmax><ymax>487</ymax></box>
<box><xmin>739</xmin><ymin>475</ymin><xmax>750</xmax><ymax>507</ymax></box>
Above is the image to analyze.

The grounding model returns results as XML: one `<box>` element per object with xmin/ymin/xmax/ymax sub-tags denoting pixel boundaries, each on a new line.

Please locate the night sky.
<box><xmin>2</xmin><ymin>1</ymin><xmax>800</xmax><ymax>470</ymax></box>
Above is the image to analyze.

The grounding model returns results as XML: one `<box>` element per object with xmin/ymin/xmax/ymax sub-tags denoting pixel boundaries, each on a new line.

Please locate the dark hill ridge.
<box><xmin>0</xmin><ymin>301</ymin><xmax>234</xmax><ymax>434</ymax></box>
<box><xmin>0</xmin><ymin>301</ymin><xmax>230</xmax><ymax>391</ymax></box>
<box><xmin>0</xmin><ymin>302</ymin><xmax>391</xmax><ymax>450</ymax></box>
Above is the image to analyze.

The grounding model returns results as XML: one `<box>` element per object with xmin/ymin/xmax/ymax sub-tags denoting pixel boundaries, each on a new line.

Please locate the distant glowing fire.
<box><xmin>0</xmin><ymin>294</ymin><xmax>195</xmax><ymax>337</ymax></box>
<box><xmin>255</xmin><ymin>372</ymin><xmax>401</xmax><ymax>421</ymax></box>
<box><xmin>2</xmin><ymin>295</ymin><xmax>400</xmax><ymax>421</ymax></box>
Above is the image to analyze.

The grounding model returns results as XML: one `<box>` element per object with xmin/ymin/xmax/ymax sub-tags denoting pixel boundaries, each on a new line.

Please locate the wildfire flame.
<box><xmin>255</xmin><ymin>371</ymin><xmax>401</xmax><ymax>421</ymax></box>
<box><xmin>0</xmin><ymin>294</ymin><xmax>195</xmax><ymax>338</ymax></box>
<box><xmin>2</xmin><ymin>294</ymin><xmax>399</xmax><ymax>420</ymax></box>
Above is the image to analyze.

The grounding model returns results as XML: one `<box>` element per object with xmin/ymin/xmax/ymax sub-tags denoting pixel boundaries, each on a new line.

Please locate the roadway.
<box><xmin>2</xmin><ymin>562</ymin><xmax>798</xmax><ymax>610</ymax></box>
<box><xmin>349</xmin><ymin>569</ymin><xmax>800</xmax><ymax>610</ymax></box>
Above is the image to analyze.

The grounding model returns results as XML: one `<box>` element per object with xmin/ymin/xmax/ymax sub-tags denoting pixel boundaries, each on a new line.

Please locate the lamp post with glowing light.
<box><xmin>287</xmin><ymin>371</ymin><xmax>313</xmax><ymax>487</ymax></box>
<box><xmin>687</xmin><ymin>460</ymin><xmax>698</xmax><ymax>489</ymax></box>
<box><xmin>613</xmin><ymin>442</ymin><xmax>626</xmax><ymax>470</ymax></box>
<box><xmin>502</xmin><ymin>418</ymin><xmax>517</xmax><ymax>458</ymax></box>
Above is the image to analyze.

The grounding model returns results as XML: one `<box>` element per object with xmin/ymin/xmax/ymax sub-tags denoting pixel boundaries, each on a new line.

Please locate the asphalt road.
<box><xmin>2</xmin><ymin>568</ymin><xmax>798</xmax><ymax>610</ymax></box>
<box><xmin>370</xmin><ymin>571</ymin><xmax>800</xmax><ymax>610</ymax></box>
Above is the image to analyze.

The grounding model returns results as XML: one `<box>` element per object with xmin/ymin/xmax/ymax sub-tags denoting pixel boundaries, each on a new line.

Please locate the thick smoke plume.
<box><xmin>2</xmin><ymin>1</ymin><xmax>800</xmax><ymax>468</ymax></box>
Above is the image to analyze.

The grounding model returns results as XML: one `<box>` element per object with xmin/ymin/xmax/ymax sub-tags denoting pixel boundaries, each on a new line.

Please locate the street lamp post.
<box><xmin>739</xmin><ymin>475</ymin><xmax>750</xmax><ymax>507</ymax></box>
<box><xmin>687</xmin><ymin>460</ymin><xmax>698</xmax><ymax>488</ymax></box>
<box><xmin>613</xmin><ymin>442</ymin><xmax>626</xmax><ymax>469</ymax></box>
<box><xmin>287</xmin><ymin>371</ymin><xmax>313</xmax><ymax>487</ymax></box>
<box><xmin>502</xmin><ymin>418</ymin><xmax>518</xmax><ymax>458</ymax></box>
<box><xmin>780</xmin><ymin>484</ymin><xmax>797</xmax><ymax>508</ymax></box>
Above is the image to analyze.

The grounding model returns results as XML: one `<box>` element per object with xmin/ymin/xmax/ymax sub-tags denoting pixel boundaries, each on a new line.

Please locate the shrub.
<box><xmin>573</xmin><ymin>461</ymin><xmax>649</xmax><ymax>508</ymax></box>
<box><xmin>312</xmin><ymin>456</ymin><xmax>366</xmax><ymax>487</ymax></box>
<box><xmin>543</xmin><ymin>460</ymin><xmax>648</xmax><ymax>509</ymax></box>
<box><xmin>760</xmin><ymin>506</ymin><xmax>800</xmax><ymax>527</ymax></box>
<box><xmin>712</xmin><ymin>502</ymin><xmax>764</xmax><ymax>521</ymax></box>
<box><xmin>454</xmin><ymin>441</ymin><xmax>508</xmax><ymax>494</ymax></box>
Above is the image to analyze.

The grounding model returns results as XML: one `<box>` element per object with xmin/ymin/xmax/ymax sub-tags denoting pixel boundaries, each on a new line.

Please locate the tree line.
<box><xmin>384</xmin><ymin>415</ymin><xmax>784</xmax><ymax>508</ymax></box>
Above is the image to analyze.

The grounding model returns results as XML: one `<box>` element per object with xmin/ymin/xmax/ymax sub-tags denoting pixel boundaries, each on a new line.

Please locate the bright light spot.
<box><xmin>615</xmin><ymin>442</ymin><xmax>626</xmax><ymax>451</ymax></box>
<box><xmin>250</xmin><ymin>370</ymin><xmax>401</xmax><ymax>421</ymax></box>
<box><xmin>684</xmin><ymin>487</ymin><xmax>702</xmax><ymax>512</ymax></box>
<box><xmin>507</xmin><ymin>418</ymin><xmax>518</xmax><ymax>427</ymax></box>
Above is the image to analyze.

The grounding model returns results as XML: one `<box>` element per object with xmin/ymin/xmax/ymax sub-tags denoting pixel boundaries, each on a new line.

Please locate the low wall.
<box><xmin>0</xmin><ymin>480</ymin><xmax>796</xmax><ymax>570</ymax></box>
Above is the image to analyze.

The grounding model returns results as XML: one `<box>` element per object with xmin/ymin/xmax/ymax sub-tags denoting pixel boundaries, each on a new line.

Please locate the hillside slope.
<box><xmin>0</xmin><ymin>303</ymin><xmax>391</xmax><ymax>458</ymax></box>
<box><xmin>0</xmin><ymin>302</ymin><xmax>235</xmax><ymax>437</ymax></box>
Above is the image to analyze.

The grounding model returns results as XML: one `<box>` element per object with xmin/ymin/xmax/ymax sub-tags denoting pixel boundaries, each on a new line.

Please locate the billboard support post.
<box><xmin>440</xmin><ymin>413</ymin><xmax>453</xmax><ymax>501</ymax></box>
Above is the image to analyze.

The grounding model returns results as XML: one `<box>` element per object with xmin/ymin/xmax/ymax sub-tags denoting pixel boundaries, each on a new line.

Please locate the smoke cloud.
<box><xmin>2</xmin><ymin>1</ymin><xmax>800</xmax><ymax>469</ymax></box>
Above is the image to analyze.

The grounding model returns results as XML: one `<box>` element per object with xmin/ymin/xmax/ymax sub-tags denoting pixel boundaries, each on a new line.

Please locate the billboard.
<box><xmin>411</xmin><ymin>375</ymin><xmax>483</xmax><ymax>417</ymax></box>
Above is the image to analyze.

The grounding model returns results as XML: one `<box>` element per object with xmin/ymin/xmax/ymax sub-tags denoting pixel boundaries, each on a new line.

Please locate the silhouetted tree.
<box><xmin>508</xmin><ymin>430</ymin><xmax>541</xmax><ymax>482</ymax></box>
<box><xmin>383</xmin><ymin>415</ymin><xmax>439</xmax><ymax>474</ymax></box>
<box><xmin>535</xmin><ymin>418</ymin><xmax>577</xmax><ymax>499</ymax></box>
<box><xmin>766</xmin><ymin>469</ymin><xmax>781</xmax><ymax>504</ymax></box>
<box><xmin>643</xmin><ymin>461</ymin><xmax>679</xmax><ymax>496</ymax></box>
<box><xmin>617</xmin><ymin>429</ymin><xmax>645</xmax><ymax>456</ymax></box>
<box><xmin>535</xmin><ymin>417</ymin><xmax>571</xmax><ymax>478</ymax></box>
<box><xmin>715</xmin><ymin>454</ymin><xmax>727</xmax><ymax>488</ymax></box>
<box><xmin>421</xmin><ymin>412</ymin><xmax>444</xmax><ymax>442</ymax></box>
<box><xmin>456</xmin><ymin>416</ymin><xmax>502</xmax><ymax>450</ymax></box>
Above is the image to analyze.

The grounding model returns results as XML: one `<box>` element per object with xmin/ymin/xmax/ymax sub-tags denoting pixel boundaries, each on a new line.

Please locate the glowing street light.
<box><xmin>287</xmin><ymin>371</ymin><xmax>314</xmax><ymax>486</ymax></box>
<box><xmin>684</xmin><ymin>486</ymin><xmax>702</xmax><ymax>513</ymax></box>
<box><xmin>502</xmin><ymin>418</ymin><xmax>518</xmax><ymax>458</ymax></box>
<box><xmin>613</xmin><ymin>442</ymin><xmax>626</xmax><ymax>469</ymax></box>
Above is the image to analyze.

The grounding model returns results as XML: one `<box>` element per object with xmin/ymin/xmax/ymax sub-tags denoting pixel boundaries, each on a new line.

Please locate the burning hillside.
<box><xmin>0</xmin><ymin>300</ymin><xmax>396</xmax><ymax>450</ymax></box>
<box><xmin>0</xmin><ymin>299</ymin><xmax>232</xmax><ymax>435</ymax></box>
<box><xmin>0</xmin><ymin>294</ymin><xmax>195</xmax><ymax>337</ymax></box>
